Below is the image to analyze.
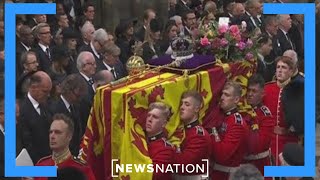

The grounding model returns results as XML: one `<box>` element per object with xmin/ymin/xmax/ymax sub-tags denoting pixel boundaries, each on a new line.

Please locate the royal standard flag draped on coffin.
<box><xmin>80</xmin><ymin>59</ymin><xmax>256</xmax><ymax>180</ymax></box>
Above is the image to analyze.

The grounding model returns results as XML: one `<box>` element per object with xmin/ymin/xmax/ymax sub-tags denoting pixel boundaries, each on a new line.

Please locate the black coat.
<box><xmin>32</xmin><ymin>44</ymin><xmax>52</xmax><ymax>74</ymax></box>
<box><xmin>48</xmin><ymin>97</ymin><xmax>82</xmax><ymax>156</ymax></box>
<box><xmin>175</xmin><ymin>0</ymin><xmax>191</xmax><ymax>16</ymax></box>
<box><xmin>281</xmin><ymin>73</ymin><xmax>304</xmax><ymax>135</ymax></box>
<box><xmin>78</xmin><ymin>73</ymin><xmax>95</xmax><ymax>135</ymax></box>
<box><xmin>274</xmin><ymin>29</ymin><xmax>295</xmax><ymax>56</ymax></box>
<box><xmin>19</xmin><ymin>97</ymin><xmax>52</xmax><ymax>164</ymax></box>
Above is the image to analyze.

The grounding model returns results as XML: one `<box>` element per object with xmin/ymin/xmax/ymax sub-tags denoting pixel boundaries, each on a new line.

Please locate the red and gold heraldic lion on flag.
<box><xmin>80</xmin><ymin>59</ymin><xmax>257</xmax><ymax>180</ymax></box>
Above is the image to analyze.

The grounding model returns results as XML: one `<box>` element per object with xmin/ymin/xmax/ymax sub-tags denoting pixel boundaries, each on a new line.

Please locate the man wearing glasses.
<box><xmin>32</xmin><ymin>23</ymin><xmax>53</xmax><ymax>74</ymax></box>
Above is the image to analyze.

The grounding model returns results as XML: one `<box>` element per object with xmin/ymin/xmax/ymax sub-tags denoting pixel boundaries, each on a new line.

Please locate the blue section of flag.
<box><xmin>263</xmin><ymin>3</ymin><xmax>316</xmax><ymax>177</ymax></box>
<box><xmin>4</xmin><ymin>3</ymin><xmax>57</xmax><ymax>177</ymax></box>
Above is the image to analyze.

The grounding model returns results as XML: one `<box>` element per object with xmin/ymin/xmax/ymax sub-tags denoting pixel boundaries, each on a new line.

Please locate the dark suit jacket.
<box><xmin>48</xmin><ymin>97</ymin><xmax>82</xmax><ymax>156</ymax></box>
<box><xmin>16</xmin><ymin>42</ymin><xmax>29</xmax><ymax>77</ymax></box>
<box><xmin>0</xmin><ymin>125</ymin><xmax>24</xmax><ymax>179</ymax></box>
<box><xmin>96</xmin><ymin>61</ymin><xmax>128</xmax><ymax>80</ymax></box>
<box><xmin>142</xmin><ymin>43</ymin><xmax>162</xmax><ymax>64</ymax></box>
<box><xmin>78</xmin><ymin>73</ymin><xmax>95</xmax><ymax>135</ymax></box>
<box><xmin>32</xmin><ymin>44</ymin><xmax>52</xmax><ymax>74</ymax></box>
<box><xmin>175</xmin><ymin>0</ymin><xmax>191</xmax><ymax>16</ymax></box>
<box><xmin>275</xmin><ymin>29</ymin><xmax>295</xmax><ymax>56</ymax></box>
<box><xmin>19</xmin><ymin>97</ymin><xmax>51</xmax><ymax>164</ymax></box>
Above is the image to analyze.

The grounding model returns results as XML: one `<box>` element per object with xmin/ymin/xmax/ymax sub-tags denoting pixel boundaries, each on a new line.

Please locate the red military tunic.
<box><xmin>210</xmin><ymin>109</ymin><xmax>249</xmax><ymax>180</ymax></box>
<box><xmin>34</xmin><ymin>152</ymin><xmax>96</xmax><ymax>180</ymax></box>
<box><xmin>174</xmin><ymin>120</ymin><xmax>211</xmax><ymax>176</ymax></box>
<box><xmin>244</xmin><ymin>105</ymin><xmax>274</xmax><ymax>180</ymax></box>
<box><xmin>264</xmin><ymin>82</ymin><xmax>299</xmax><ymax>166</ymax></box>
<box><xmin>147</xmin><ymin>133</ymin><xmax>175</xmax><ymax>180</ymax></box>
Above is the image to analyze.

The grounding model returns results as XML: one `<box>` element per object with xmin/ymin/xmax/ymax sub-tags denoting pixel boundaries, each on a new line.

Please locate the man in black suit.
<box><xmin>181</xmin><ymin>9</ymin><xmax>197</xmax><ymax>38</ymax></box>
<box><xmin>244</xmin><ymin>0</ymin><xmax>262</xmax><ymax>32</ymax></box>
<box><xmin>98</xmin><ymin>43</ymin><xmax>127</xmax><ymax>80</ymax></box>
<box><xmin>77</xmin><ymin>21</ymin><xmax>95</xmax><ymax>52</ymax></box>
<box><xmin>32</xmin><ymin>23</ymin><xmax>53</xmax><ymax>74</ymax></box>
<box><xmin>49</xmin><ymin>74</ymin><xmax>87</xmax><ymax>156</ymax></box>
<box><xmin>20</xmin><ymin>71</ymin><xmax>52</xmax><ymax>164</ymax></box>
<box><xmin>274</xmin><ymin>14</ymin><xmax>295</xmax><ymax>56</ymax></box>
<box><xmin>16</xmin><ymin>25</ymin><xmax>34</xmax><ymax>77</ymax></box>
<box><xmin>79</xmin><ymin>28</ymin><xmax>109</xmax><ymax>71</ymax></box>
<box><xmin>76</xmin><ymin>51</ymin><xmax>96</xmax><ymax>135</ymax></box>
<box><xmin>135</xmin><ymin>9</ymin><xmax>156</xmax><ymax>42</ymax></box>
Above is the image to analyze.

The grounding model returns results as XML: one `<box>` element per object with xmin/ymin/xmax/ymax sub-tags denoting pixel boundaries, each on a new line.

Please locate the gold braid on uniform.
<box><xmin>276</xmin><ymin>78</ymin><xmax>291</xmax><ymax>89</ymax></box>
<box><xmin>52</xmin><ymin>149</ymin><xmax>71</xmax><ymax>165</ymax></box>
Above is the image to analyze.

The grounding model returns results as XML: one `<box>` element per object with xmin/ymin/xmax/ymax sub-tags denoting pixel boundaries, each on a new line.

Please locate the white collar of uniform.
<box><xmin>90</xmin><ymin>42</ymin><xmax>100</xmax><ymax>58</ymax></box>
<box><xmin>27</xmin><ymin>92</ymin><xmax>40</xmax><ymax>111</ymax></box>
<box><xmin>60</xmin><ymin>95</ymin><xmax>71</xmax><ymax>111</ymax></box>
<box><xmin>38</xmin><ymin>42</ymin><xmax>49</xmax><ymax>53</ymax></box>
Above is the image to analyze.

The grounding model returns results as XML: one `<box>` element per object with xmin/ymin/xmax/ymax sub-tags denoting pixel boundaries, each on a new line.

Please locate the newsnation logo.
<box><xmin>111</xmin><ymin>159</ymin><xmax>209</xmax><ymax>177</ymax></box>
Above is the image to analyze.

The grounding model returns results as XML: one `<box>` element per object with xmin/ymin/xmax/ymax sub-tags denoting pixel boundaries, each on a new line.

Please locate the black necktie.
<box><xmin>285</xmin><ymin>33</ymin><xmax>294</xmax><ymax>49</ymax></box>
<box><xmin>38</xmin><ymin>104</ymin><xmax>47</xmax><ymax>119</ymax></box>
<box><xmin>88</xmin><ymin>78</ymin><xmax>94</xmax><ymax>85</ymax></box>
<box><xmin>46</xmin><ymin>48</ymin><xmax>51</xmax><ymax>60</ymax></box>
<box><xmin>110</xmin><ymin>68</ymin><xmax>117</xmax><ymax>79</ymax></box>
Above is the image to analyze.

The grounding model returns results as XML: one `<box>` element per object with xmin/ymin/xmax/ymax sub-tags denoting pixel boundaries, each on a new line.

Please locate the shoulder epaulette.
<box><xmin>260</xmin><ymin>105</ymin><xmax>272</xmax><ymax>116</ymax></box>
<box><xmin>37</xmin><ymin>155</ymin><xmax>52</xmax><ymax>164</ymax></box>
<box><xmin>72</xmin><ymin>156</ymin><xmax>87</xmax><ymax>166</ymax></box>
<box><xmin>234</xmin><ymin>113</ymin><xmax>243</xmax><ymax>125</ymax></box>
<box><xmin>195</xmin><ymin>126</ymin><xmax>205</xmax><ymax>136</ymax></box>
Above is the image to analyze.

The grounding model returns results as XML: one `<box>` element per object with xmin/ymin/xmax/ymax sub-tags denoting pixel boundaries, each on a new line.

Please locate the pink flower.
<box><xmin>234</xmin><ymin>34</ymin><xmax>241</xmax><ymax>42</ymax></box>
<box><xmin>229</xmin><ymin>25</ymin><xmax>240</xmax><ymax>36</ymax></box>
<box><xmin>245</xmin><ymin>52</ymin><xmax>254</xmax><ymax>60</ymax></box>
<box><xmin>218</xmin><ymin>25</ymin><xmax>228</xmax><ymax>35</ymax></box>
<box><xmin>236</xmin><ymin>41</ymin><xmax>246</xmax><ymax>50</ymax></box>
<box><xmin>212</xmin><ymin>38</ymin><xmax>221</xmax><ymax>49</ymax></box>
<box><xmin>246</xmin><ymin>39</ymin><xmax>253</xmax><ymax>48</ymax></box>
<box><xmin>220</xmin><ymin>38</ymin><xmax>229</xmax><ymax>47</ymax></box>
<box><xmin>200</xmin><ymin>37</ymin><xmax>211</xmax><ymax>46</ymax></box>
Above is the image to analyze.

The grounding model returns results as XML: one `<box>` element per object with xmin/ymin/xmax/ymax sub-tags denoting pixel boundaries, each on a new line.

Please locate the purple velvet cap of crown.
<box><xmin>148</xmin><ymin>54</ymin><xmax>215</xmax><ymax>69</ymax></box>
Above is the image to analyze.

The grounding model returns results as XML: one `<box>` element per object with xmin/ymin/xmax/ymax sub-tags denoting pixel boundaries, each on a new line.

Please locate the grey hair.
<box><xmin>92</xmin><ymin>28</ymin><xmax>108</xmax><ymax>42</ymax></box>
<box><xmin>76</xmin><ymin>51</ymin><xmax>94</xmax><ymax>70</ymax></box>
<box><xmin>229</xmin><ymin>164</ymin><xmax>264</xmax><ymax>180</ymax></box>
<box><xmin>283</xmin><ymin>49</ymin><xmax>298</xmax><ymax>67</ymax></box>
<box><xmin>169</xmin><ymin>15</ymin><xmax>182</xmax><ymax>23</ymax></box>
<box><xmin>81</xmin><ymin>21</ymin><xmax>94</xmax><ymax>35</ymax></box>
